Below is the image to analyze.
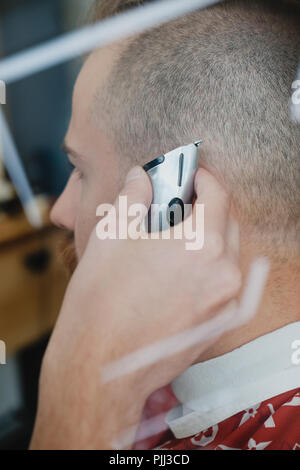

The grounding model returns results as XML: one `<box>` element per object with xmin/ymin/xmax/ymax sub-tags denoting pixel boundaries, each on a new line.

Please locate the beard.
<box><xmin>58</xmin><ymin>230</ymin><xmax>78</xmax><ymax>276</ymax></box>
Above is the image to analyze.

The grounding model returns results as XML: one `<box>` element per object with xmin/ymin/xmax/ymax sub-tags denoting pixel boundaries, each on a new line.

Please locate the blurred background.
<box><xmin>0</xmin><ymin>0</ymin><xmax>94</xmax><ymax>449</ymax></box>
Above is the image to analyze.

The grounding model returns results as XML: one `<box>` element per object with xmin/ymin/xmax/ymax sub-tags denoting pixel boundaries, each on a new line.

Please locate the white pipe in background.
<box><xmin>0</xmin><ymin>0</ymin><xmax>222</xmax><ymax>226</ymax></box>
<box><xmin>0</xmin><ymin>107</ymin><xmax>42</xmax><ymax>228</ymax></box>
<box><xmin>0</xmin><ymin>0</ymin><xmax>222</xmax><ymax>84</ymax></box>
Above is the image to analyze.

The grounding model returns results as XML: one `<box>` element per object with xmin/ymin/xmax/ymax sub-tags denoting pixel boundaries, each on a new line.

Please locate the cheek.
<box><xmin>74</xmin><ymin>170</ymin><xmax>123</xmax><ymax>259</ymax></box>
<box><xmin>74</xmin><ymin>208</ymin><xmax>97</xmax><ymax>259</ymax></box>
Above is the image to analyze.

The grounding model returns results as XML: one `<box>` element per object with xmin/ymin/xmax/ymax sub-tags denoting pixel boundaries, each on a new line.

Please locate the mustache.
<box><xmin>58</xmin><ymin>230</ymin><xmax>78</xmax><ymax>276</ymax></box>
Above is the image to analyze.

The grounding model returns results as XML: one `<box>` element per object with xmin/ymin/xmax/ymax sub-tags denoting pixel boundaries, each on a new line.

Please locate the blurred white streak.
<box><xmin>291</xmin><ymin>63</ymin><xmax>300</xmax><ymax>123</ymax></box>
<box><xmin>0</xmin><ymin>107</ymin><xmax>42</xmax><ymax>228</ymax></box>
<box><xmin>112</xmin><ymin>412</ymin><xmax>169</xmax><ymax>450</ymax></box>
<box><xmin>0</xmin><ymin>0</ymin><xmax>222</xmax><ymax>227</ymax></box>
<box><xmin>0</xmin><ymin>0</ymin><xmax>222</xmax><ymax>84</ymax></box>
<box><xmin>109</xmin><ymin>257</ymin><xmax>270</xmax><ymax>449</ymax></box>
<box><xmin>232</xmin><ymin>257</ymin><xmax>270</xmax><ymax>326</ymax></box>
<box><xmin>0</xmin><ymin>81</ymin><xmax>6</xmax><ymax>104</ymax></box>
<box><xmin>101</xmin><ymin>257</ymin><xmax>270</xmax><ymax>384</ymax></box>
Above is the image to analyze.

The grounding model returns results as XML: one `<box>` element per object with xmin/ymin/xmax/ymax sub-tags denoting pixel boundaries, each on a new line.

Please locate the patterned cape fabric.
<box><xmin>135</xmin><ymin>386</ymin><xmax>300</xmax><ymax>450</ymax></box>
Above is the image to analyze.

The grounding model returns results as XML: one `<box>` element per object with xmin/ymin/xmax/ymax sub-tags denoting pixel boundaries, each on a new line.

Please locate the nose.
<box><xmin>50</xmin><ymin>177</ymin><xmax>77</xmax><ymax>231</ymax></box>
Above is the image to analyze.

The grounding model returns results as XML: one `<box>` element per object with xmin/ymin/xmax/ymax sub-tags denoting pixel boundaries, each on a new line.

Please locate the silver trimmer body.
<box><xmin>143</xmin><ymin>141</ymin><xmax>201</xmax><ymax>232</ymax></box>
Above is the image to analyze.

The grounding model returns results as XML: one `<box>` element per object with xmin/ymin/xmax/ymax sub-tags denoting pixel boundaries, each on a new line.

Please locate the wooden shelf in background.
<box><xmin>0</xmin><ymin>201</ymin><xmax>69</xmax><ymax>355</ymax></box>
<box><xmin>0</xmin><ymin>197</ymin><xmax>51</xmax><ymax>246</ymax></box>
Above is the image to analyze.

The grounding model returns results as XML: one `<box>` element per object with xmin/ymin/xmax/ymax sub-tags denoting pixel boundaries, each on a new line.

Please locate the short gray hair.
<box><xmin>93</xmin><ymin>0</ymin><xmax>300</xmax><ymax>255</ymax></box>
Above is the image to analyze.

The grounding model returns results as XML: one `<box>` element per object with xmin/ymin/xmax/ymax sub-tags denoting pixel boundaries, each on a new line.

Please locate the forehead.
<box><xmin>72</xmin><ymin>41</ymin><xmax>128</xmax><ymax>122</ymax></box>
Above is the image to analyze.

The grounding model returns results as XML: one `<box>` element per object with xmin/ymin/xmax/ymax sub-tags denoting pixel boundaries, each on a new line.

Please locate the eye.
<box><xmin>66</xmin><ymin>160</ymin><xmax>75</xmax><ymax>174</ymax></box>
<box><xmin>66</xmin><ymin>160</ymin><xmax>83</xmax><ymax>180</ymax></box>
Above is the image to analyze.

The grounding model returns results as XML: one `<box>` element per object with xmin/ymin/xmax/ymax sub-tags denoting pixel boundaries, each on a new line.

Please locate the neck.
<box><xmin>197</xmin><ymin>237</ymin><xmax>300</xmax><ymax>362</ymax></box>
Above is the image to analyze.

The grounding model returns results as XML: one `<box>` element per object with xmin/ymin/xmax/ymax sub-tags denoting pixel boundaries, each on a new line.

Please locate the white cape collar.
<box><xmin>166</xmin><ymin>322</ymin><xmax>300</xmax><ymax>439</ymax></box>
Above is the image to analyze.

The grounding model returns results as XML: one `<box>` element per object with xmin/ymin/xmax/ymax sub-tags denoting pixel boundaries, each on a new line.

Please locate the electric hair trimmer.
<box><xmin>143</xmin><ymin>141</ymin><xmax>202</xmax><ymax>232</ymax></box>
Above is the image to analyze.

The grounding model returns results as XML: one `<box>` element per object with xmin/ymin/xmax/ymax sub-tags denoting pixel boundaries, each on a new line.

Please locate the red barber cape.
<box><xmin>134</xmin><ymin>386</ymin><xmax>300</xmax><ymax>450</ymax></box>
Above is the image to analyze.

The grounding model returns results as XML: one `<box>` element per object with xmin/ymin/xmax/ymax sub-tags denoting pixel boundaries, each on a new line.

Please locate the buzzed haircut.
<box><xmin>92</xmin><ymin>0</ymin><xmax>300</xmax><ymax>255</ymax></box>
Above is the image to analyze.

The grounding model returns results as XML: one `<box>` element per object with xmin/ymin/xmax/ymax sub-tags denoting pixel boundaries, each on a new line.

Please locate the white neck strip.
<box><xmin>166</xmin><ymin>322</ymin><xmax>300</xmax><ymax>439</ymax></box>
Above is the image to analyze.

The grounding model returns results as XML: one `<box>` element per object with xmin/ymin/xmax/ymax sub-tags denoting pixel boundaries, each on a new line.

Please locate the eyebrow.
<box><xmin>61</xmin><ymin>141</ymin><xmax>85</xmax><ymax>161</ymax></box>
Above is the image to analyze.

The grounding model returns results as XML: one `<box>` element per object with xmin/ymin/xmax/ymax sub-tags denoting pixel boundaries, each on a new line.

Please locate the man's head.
<box><xmin>51</xmin><ymin>0</ymin><xmax>300</xmax><ymax>264</ymax></box>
